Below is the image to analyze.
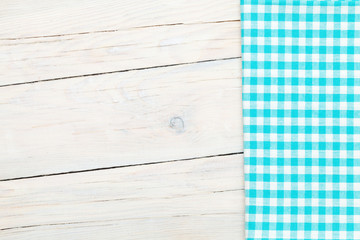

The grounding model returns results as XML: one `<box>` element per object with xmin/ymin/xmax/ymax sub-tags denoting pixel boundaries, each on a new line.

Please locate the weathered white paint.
<box><xmin>0</xmin><ymin>154</ymin><xmax>244</xmax><ymax>240</ymax></box>
<box><xmin>0</xmin><ymin>0</ymin><xmax>244</xmax><ymax>239</ymax></box>
<box><xmin>0</xmin><ymin>0</ymin><xmax>240</xmax><ymax>39</ymax></box>
<box><xmin>0</xmin><ymin>59</ymin><xmax>242</xmax><ymax>180</ymax></box>
<box><xmin>0</xmin><ymin>21</ymin><xmax>240</xmax><ymax>86</ymax></box>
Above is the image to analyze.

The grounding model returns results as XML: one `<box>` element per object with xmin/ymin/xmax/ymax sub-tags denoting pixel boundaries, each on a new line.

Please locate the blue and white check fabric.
<box><xmin>241</xmin><ymin>0</ymin><xmax>360</xmax><ymax>239</ymax></box>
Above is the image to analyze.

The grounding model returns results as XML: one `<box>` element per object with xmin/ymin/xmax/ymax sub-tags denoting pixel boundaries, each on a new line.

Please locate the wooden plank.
<box><xmin>0</xmin><ymin>154</ymin><xmax>244</xmax><ymax>240</ymax></box>
<box><xmin>0</xmin><ymin>0</ymin><xmax>240</xmax><ymax>39</ymax></box>
<box><xmin>0</xmin><ymin>58</ymin><xmax>242</xmax><ymax>179</ymax></box>
<box><xmin>0</xmin><ymin>21</ymin><xmax>240</xmax><ymax>86</ymax></box>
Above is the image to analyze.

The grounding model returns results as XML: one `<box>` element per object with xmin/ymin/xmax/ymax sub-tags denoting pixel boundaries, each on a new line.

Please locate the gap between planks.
<box><xmin>0</xmin><ymin>0</ymin><xmax>240</xmax><ymax>38</ymax></box>
<box><xmin>0</xmin><ymin>20</ymin><xmax>241</xmax><ymax>86</ymax></box>
<box><xmin>0</xmin><ymin>151</ymin><xmax>244</xmax><ymax>182</ymax></box>
<box><xmin>0</xmin><ymin>20</ymin><xmax>240</xmax><ymax>41</ymax></box>
<box><xmin>0</xmin><ymin>56</ymin><xmax>241</xmax><ymax>89</ymax></box>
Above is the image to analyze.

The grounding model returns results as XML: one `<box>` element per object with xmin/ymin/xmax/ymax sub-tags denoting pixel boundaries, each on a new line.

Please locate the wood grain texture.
<box><xmin>0</xmin><ymin>21</ymin><xmax>240</xmax><ymax>86</ymax></box>
<box><xmin>0</xmin><ymin>58</ymin><xmax>242</xmax><ymax>180</ymax></box>
<box><xmin>0</xmin><ymin>0</ymin><xmax>240</xmax><ymax>39</ymax></box>
<box><xmin>0</xmin><ymin>154</ymin><xmax>244</xmax><ymax>240</ymax></box>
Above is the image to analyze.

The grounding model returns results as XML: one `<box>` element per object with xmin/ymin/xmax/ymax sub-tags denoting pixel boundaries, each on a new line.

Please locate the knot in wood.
<box><xmin>169</xmin><ymin>117</ymin><xmax>185</xmax><ymax>133</ymax></box>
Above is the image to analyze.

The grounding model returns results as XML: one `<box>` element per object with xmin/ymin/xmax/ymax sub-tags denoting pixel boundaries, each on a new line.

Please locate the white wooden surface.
<box><xmin>0</xmin><ymin>0</ymin><xmax>243</xmax><ymax>239</ymax></box>
<box><xmin>0</xmin><ymin>154</ymin><xmax>244</xmax><ymax>240</ymax></box>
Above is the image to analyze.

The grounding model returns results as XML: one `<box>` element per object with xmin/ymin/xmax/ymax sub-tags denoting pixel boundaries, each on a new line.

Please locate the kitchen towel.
<box><xmin>241</xmin><ymin>0</ymin><xmax>360</xmax><ymax>239</ymax></box>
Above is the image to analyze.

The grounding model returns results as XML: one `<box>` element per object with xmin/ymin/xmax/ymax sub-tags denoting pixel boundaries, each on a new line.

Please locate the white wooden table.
<box><xmin>0</xmin><ymin>1</ymin><xmax>244</xmax><ymax>239</ymax></box>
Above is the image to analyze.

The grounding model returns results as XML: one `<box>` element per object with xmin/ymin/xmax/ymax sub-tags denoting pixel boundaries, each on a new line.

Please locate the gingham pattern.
<box><xmin>241</xmin><ymin>0</ymin><xmax>360</xmax><ymax>239</ymax></box>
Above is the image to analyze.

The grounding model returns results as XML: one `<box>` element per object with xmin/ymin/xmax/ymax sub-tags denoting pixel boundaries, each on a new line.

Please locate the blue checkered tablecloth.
<box><xmin>241</xmin><ymin>0</ymin><xmax>360</xmax><ymax>239</ymax></box>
